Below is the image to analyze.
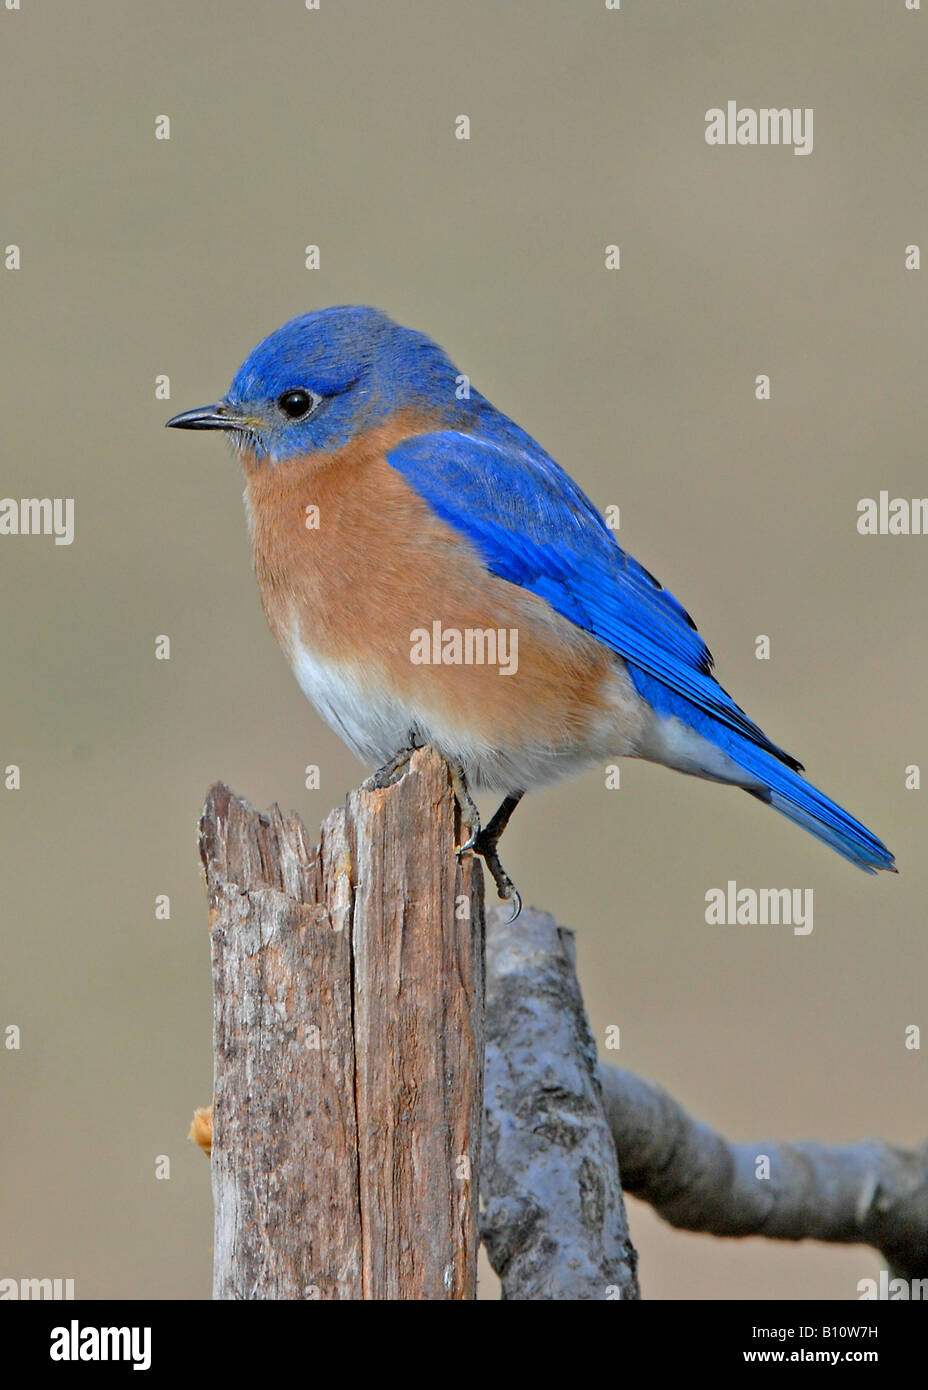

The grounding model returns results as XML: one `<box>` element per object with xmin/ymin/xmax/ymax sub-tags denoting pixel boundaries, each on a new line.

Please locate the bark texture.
<box><xmin>481</xmin><ymin>906</ymin><xmax>640</xmax><ymax>1300</ymax></box>
<box><xmin>199</xmin><ymin>748</ymin><xmax>484</xmax><ymax>1300</ymax></box>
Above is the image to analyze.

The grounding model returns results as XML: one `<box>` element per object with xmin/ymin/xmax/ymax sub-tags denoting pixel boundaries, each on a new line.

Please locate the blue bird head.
<box><xmin>166</xmin><ymin>305</ymin><xmax>472</xmax><ymax>460</ymax></box>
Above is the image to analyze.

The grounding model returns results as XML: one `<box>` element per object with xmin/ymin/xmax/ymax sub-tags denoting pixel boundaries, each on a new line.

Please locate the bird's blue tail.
<box><xmin>626</xmin><ymin>664</ymin><xmax>896</xmax><ymax>874</ymax></box>
<box><xmin>729</xmin><ymin>735</ymin><xmax>896</xmax><ymax>874</ymax></box>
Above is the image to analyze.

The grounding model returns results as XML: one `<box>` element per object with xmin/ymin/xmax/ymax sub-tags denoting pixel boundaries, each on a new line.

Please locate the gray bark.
<box><xmin>598</xmin><ymin>1064</ymin><xmax>928</xmax><ymax>1280</ymax></box>
<box><xmin>481</xmin><ymin>906</ymin><xmax>640</xmax><ymax>1299</ymax></box>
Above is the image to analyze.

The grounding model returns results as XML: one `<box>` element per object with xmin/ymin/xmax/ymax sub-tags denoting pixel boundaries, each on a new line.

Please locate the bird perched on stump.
<box><xmin>167</xmin><ymin>306</ymin><xmax>896</xmax><ymax>910</ymax></box>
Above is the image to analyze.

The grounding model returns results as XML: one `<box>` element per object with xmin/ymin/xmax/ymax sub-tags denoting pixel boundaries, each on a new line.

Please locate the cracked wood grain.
<box><xmin>199</xmin><ymin>747</ymin><xmax>484</xmax><ymax>1300</ymax></box>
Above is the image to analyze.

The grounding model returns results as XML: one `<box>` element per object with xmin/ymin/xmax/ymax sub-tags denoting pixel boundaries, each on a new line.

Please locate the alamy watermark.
<box><xmin>858</xmin><ymin>1271</ymin><xmax>928</xmax><ymax>1300</ymax></box>
<box><xmin>705</xmin><ymin>102</ymin><xmax>813</xmax><ymax>156</ymax></box>
<box><xmin>857</xmin><ymin>492</ymin><xmax>928</xmax><ymax>535</ymax></box>
<box><xmin>0</xmin><ymin>1275</ymin><xmax>75</xmax><ymax>1299</ymax></box>
<box><xmin>50</xmin><ymin>1321</ymin><xmax>151</xmax><ymax>1371</ymax></box>
<box><xmin>705</xmin><ymin>880</ymin><xmax>813</xmax><ymax>936</ymax></box>
<box><xmin>410</xmin><ymin>622</ymin><xmax>518</xmax><ymax>676</ymax></box>
<box><xmin>0</xmin><ymin>497</ymin><xmax>74</xmax><ymax>545</ymax></box>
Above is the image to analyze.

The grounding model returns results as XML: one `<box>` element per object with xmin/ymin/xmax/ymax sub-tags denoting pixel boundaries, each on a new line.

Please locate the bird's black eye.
<box><xmin>277</xmin><ymin>388</ymin><xmax>316</xmax><ymax>420</ymax></box>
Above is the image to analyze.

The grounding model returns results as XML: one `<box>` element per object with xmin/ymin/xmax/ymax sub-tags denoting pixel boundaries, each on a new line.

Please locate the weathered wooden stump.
<box><xmin>198</xmin><ymin>747</ymin><xmax>485</xmax><ymax>1300</ymax></box>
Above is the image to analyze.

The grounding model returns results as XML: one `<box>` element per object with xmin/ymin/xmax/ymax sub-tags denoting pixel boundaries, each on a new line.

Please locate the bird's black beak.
<box><xmin>165</xmin><ymin>403</ymin><xmax>253</xmax><ymax>431</ymax></box>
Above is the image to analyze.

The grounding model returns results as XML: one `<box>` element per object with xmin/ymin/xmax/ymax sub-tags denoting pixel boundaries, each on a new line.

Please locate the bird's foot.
<box><xmin>447</xmin><ymin>759</ymin><xmax>482</xmax><ymax>853</ymax></box>
<box><xmin>472</xmin><ymin>825</ymin><xmax>522</xmax><ymax>922</ymax></box>
<box><xmin>364</xmin><ymin>729</ymin><xmax>423</xmax><ymax>791</ymax></box>
<box><xmin>449</xmin><ymin>766</ymin><xmax>523</xmax><ymax>923</ymax></box>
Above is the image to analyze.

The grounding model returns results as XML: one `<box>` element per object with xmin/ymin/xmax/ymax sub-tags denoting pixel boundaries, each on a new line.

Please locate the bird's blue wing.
<box><xmin>386</xmin><ymin>428</ymin><xmax>797</xmax><ymax>766</ymax></box>
<box><xmin>385</xmin><ymin>427</ymin><xmax>895</xmax><ymax>874</ymax></box>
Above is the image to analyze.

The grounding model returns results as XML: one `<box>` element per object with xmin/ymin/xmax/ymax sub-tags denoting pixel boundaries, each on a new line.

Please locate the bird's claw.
<box><xmin>364</xmin><ymin>730</ymin><xmax>423</xmax><ymax>791</ymax></box>
<box><xmin>448</xmin><ymin>759</ymin><xmax>482</xmax><ymax>855</ymax></box>
<box><xmin>472</xmin><ymin>825</ymin><xmax>522</xmax><ymax>920</ymax></box>
<box><xmin>448</xmin><ymin>769</ymin><xmax>524</xmax><ymax>919</ymax></box>
<box><xmin>372</xmin><ymin>748</ymin><xmax>524</xmax><ymax>921</ymax></box>
<box><xmin>503</xmin><ymin>887</ymin><xmax>523</xmax><ymax>924</ymax></box>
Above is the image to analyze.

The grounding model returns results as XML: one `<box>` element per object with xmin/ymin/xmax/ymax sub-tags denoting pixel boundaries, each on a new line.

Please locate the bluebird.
<box><xmin>167</xmin><ymin>306</ymin><xmax>896</xmax><ymax>907</ymax></box>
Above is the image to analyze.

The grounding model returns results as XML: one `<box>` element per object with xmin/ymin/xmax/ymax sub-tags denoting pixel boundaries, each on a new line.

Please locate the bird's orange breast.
<box><xmin>241</xmin><ymin>416</ymin><xmax>645</xmax><ymax>755</ymax></box>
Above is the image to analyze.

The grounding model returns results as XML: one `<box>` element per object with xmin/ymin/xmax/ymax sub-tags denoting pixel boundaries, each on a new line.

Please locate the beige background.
<box><xmin>1</xmin><ymin>1</ymin><xmax>925</xmax><ymax>1301</ymax></box>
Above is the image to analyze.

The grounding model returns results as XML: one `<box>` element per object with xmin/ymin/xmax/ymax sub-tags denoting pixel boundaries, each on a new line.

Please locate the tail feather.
<box><xmin>629</xmin><ymin>665</ymin><xmax>894</xmax><ymax>871</ymax></box>
<box><xmin>732</xmin><ymin>740</ymin><xmax>896</xmax><ymax>874</ymax></box>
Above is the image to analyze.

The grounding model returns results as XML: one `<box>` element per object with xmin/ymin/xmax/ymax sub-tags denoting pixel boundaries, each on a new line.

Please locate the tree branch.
<box><xmin>598</xmin><ymin>1064</ymin><xmax>928</xmax><ymax>1280</ymax></box>
<box><xmin>481</xmin><ymin>907</ymin><xmax>640</xmax><ymax>1299</ymax></box>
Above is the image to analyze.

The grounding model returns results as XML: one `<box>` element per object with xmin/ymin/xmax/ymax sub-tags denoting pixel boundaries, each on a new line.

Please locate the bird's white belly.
<box><xmin>288</xmin><ymin>634</ymin><xmax>412</xmax><ymax>767</ymax></box>
<box><xmin>286</xmin><ymin>628</ymin><xmax>631</xmax><ymax>794</ymax></box>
